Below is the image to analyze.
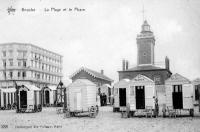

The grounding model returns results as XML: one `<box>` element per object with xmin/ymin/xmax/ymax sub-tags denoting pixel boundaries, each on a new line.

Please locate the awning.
<box><xmin>48</xmin><ymin>85</ymin><xmax>57</xmax><ymax>91</ymax></box>
<box><xmin>23</xmin><ymin>84</ymin><xmax>40</xmax><ymax>91</ymax></box>
<box><xmin>0</xmin><ymin>88</ymin><xmax>16</xmax><ymax>93</ymax></box>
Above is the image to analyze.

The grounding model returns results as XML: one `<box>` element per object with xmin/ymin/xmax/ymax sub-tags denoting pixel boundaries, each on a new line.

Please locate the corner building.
<box><xmin>0</xmin><ymin>43</ymin><xmax>63</xmax><ymax>88</ymax></box>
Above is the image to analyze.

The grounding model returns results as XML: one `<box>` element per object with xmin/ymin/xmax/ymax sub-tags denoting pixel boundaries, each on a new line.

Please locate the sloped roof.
<box><xmin>70</xmin><ymin>67</ymin><xmax>113</xmax><ymax>82</ymax></box>
<box><xmin>114</xmin><ymin>78</ymin><xmax>130</xmax><ymax>88</ymax></box>
<box><xmin>125</xmin><ymin>65</ymin><xmax>164</xmax><ymax>71</ymax></box>
<box><xmin>165</xmin><ymin>73</ymin><xmax>190</xmax><ymax>83</ymax></box>
<box><xmin>23</xmin><ymin>84</ymin><xmax>41</xmax><ymax>91</ymax></box>
<box><xmin>43</xmin><ymin>85</ymin><xmax>57</xmax><ymax>91</ymax></box>
<box><xmin>193</xmin><ymin>78</ymin><xmax>200</xmax><ymax>82</ymax></box>
<box><xmin>192</xmin><ymin>78</ymin><xmax>200</xmax><ymax>84</ymax></box>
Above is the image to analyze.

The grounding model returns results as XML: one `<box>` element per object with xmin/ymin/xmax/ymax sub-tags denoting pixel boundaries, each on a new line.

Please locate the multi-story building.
<box><xmin>0</xmin><ymin>43</ymin><xmax>63</xmax><ymax>88</ymax></box>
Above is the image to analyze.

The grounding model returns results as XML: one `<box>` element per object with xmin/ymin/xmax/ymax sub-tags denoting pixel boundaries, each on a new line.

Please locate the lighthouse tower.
<box><xmin>136</xmin><ymin>20</ymin><xmax>155</xmax><ymax>66</ymax></box>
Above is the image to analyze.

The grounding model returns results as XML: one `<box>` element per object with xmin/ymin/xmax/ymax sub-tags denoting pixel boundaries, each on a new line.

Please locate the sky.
<box><xmin>0</xmin><ymin>0</ymin><xmax>200</xmax><ymax>84</ymax></box>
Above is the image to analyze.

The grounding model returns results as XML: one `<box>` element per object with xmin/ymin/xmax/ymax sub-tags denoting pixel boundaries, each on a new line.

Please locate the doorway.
<box><xmin>119</xmin><ymin>88</ymin><xmax>126</xmax><ymax>106</ymax></box>
<box><xmin>20</xmin><ymin>90</ymin><xmax>27</xmax><ymax>108</ymax></box>
<box><xmin>172</xmin><ymin>85</ymin><xmax>183</xmax><ymax>109</ymax></box>
<box><xmin>136</xmin><ymin>86</ymin><xmax>145</xmax><ymax>109</ymax></box>
<box><xmin>45</xmin><ymin>90</ymin><xmax>50</xmax><ymax>104</ymax></box>
<box><xmin>108</xmin><ymin>87</ymin><xmax>111</xmax><ymax>103</ymax></box>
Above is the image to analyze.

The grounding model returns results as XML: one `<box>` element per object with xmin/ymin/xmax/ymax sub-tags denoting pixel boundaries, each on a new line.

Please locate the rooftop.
<box><xmin>70</xmin><ymin>67</ymin><xmax>113</xmax><ymax>82</ymax></box>
<box><xmin>0</xmin><ymin>42</ymin><xmax>63</xmax><ymax>57</ymax></box>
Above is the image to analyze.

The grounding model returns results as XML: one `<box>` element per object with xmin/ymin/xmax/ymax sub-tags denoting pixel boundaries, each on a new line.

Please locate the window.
<box><xmin>195</xmin><ymin>85</ymin><xmax>199</xmax><ymax>101</ymax></box>
<box><xmin>23</xmin><ymin>61</ymin><xmax>26</xmax><ymax>67</ymax></box>
<box><xmin>18</xmin><ymin>72</ymin><xmax>21</xmax><ymax>77</ymax></box>
<box><xmin>42</xmin><ymin>64</ymin><xmax>44</xmax><ymax>70</ymax></box>
<box><xmin>37</xmin><ymin>74</ymin><xmax>40</xmax><ymax>79</ymax></box>
<box><xmin>10</xmin><ymin>71</ymin><xmax>13</xmax><ymax>79</ymax></box>
<box><xmin>2</xmin><ymin>51</ymin><xmax>6</xmax><ymax>57</ymax></box>
<box><xmin>3</xmin><ymin>60</ymin><xmax>6</xmax><ymax>67</ymax></box>
<box><xmin>9</xmin><ymin>50</ymin><xmax>13</xmax><ymax>57</ymax></box>
<box><xmin>17</xmin><ymin>51</ymin><xmax>23</xmax><ymax>57</ymax></box>
<box><xmin>173</xmin><ymin>85</ymin><xmax>182</xmax><ymax>92</ymax></box>
<box><xmin>23</xmin><ymin>51</ymin><xmax>27</xmax><ymax>57</ymax></box>
<box><xmin>18</xmin><ymin>61</ymin><xmax>21</xmax><ymax>66</ymax></box>
<box><xmin>9</xmin><ymin>59</ymin><xmax>13</xmax><ymax>66</ymax></box>
<box><xmin>22</xmin><ymin>71</ymin><xmax>26</xmax><ymax>78</ymax></box>
<box><xmin>3</xmin><ymin>72</ymin><xmax>6</xmax><ymax>79</ymax></box>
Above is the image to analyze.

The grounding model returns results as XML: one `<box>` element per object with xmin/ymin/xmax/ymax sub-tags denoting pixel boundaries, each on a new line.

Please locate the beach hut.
<box><xmin>0</xmin><ymin>88</ymin><xmax>16</xmax><ymax>110</ymax></box>
<box><xmin>192</xmin><ymin>78</ymin><xmax>200</xmax><ymax>114</ymax></box>
<box><xmin>16</xmin><ymin>84</ymin><xmax>42</xmax><ymax>113</ymax></box>
<box><xmin>66</xmin><ymin>79</ymin><xmax>98</xmax><ymax>117</ymax></box>
<box><xmin>100</xmin><ymin>84</ymin><xmax>112</xmax><ymax>105</ymax></box>
<box><xmin>127</xmin><ymin>74</ymin><xmax>156</xmax><ymax>116</ymax></box>
<box><xmin>42</xmin><ymin>85</ymin><xmax>57</xmax><ymax>107</ymax></box>
<box><xmin>113</xmin><ymin>79</ymin><xmax>130</xmax><ymax>112</ymax></box>
<box><xmin>165</xmin><ymin>73</ymin><xmax>194</xmax><ymax>116</ymax></box>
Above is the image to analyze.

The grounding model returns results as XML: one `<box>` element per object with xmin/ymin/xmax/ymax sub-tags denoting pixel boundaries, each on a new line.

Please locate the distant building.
<box><xmin>118</xmin><ymin>20</ymin><xmax>172</xmax><ymax>85</ymax></box>
<box><xmin>0</xmin><ymin>43</ymin><xmax>63</xmax><ymax>88</ymax></box>
<box><xmin>70</xmin><ymin>67</ymin><xmax>113</xmax><ymax>87</ymax></box>
<box><xmin>70</xmin><ymin>67</ymin><xmax>113</xmax><ymax>105</ymax></box>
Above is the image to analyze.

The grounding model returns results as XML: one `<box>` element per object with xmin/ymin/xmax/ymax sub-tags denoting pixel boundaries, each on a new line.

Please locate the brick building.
<box><xmin>0</xmin><ymin>43</ymin><xmax>63</xmax><ymax>88</ymax></box>
<box><xmin>118</xmin><ymin>20</ymin><xmax>172</xmax><ymax>85</ymax></box>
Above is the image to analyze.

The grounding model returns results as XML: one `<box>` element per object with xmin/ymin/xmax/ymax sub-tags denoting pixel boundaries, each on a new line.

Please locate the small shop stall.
<box><xmin>42</xmin><ymin>85</ymin><xmax>57</xmax><ymax>107</ymax></box>
<box><xmin>165</xmin><ymin>73</ymin><xmax>194</xmax><ymax>117</ymax></box>
<box><xmin>192</xmin><ymin>78</ymin><xmax>200</xmax><ymax>114</ymax></box>
<box><xmin>127</xmin><ymin>74</ymin><xmax>156</xmax><ymax>117</ymax></box>
<box><xmin>16</xmin><ymin>84</ymin><xmax>42</xmax><ymax>113</ymax></box>
<box><xmin>113</xmin><ymin>79</ymin><xmax>130</xmax><ymax>112</ymax></box>
<box><xmin>65</xmin><ymin>79</ymin><xmax>98</xmax><ymax>118</ymax></box>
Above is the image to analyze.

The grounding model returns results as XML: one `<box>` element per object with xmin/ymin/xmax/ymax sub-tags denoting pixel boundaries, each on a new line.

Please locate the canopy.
<box><xmin>23</xmin><ymin>84</ymin><xmax>40</xmax><ymax>91</ymax></box>
<box><xmin>0</xmin><ymin>87</ymin><xmax>16</xmax><ymax>93</ymax></box>
<box><xmin>47</xmin><ymin>85</ymin><xmax>57</xmax><ymax>91</ymax></box>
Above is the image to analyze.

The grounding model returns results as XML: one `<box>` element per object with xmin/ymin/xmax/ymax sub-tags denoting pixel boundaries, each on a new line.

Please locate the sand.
<box><xmin>0</xmin><ymin>106</ymin><xmax>200</xmax><ymax>132</ymax></box>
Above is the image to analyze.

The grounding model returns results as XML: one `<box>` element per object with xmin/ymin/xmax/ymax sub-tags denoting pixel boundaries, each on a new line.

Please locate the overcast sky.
<box><xmin>0</xmin><ymin>0</ymin><xmax>200</xmax><ymax>84</ymax></box>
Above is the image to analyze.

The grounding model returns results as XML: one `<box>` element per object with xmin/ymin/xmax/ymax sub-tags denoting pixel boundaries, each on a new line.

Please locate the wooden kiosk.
<box><xmin>113</xmin><ymin>79</ymin><xmax>130</xmax><ymax>112</ymax></box>
<box><xmin>65</xmin><ymin>79</ymin><xmax>98</xmax><ymax>118</ymax></box>
<box><xmin>16</xmin><ymin>84</ymin><xmax>42</xmax><ymax>113</ymax></box>
<box><xmin>165</xmin><ymin>73</ymin><xmax>194</xmax><ymax>117</ymax></box>
<box><xmin>127</xmin><ymin>74</ymin><xmax>156</xmax><ymax>117</ymax></box>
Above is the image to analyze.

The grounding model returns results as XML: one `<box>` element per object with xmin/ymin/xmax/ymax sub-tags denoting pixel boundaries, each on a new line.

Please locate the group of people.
<box><xmin>100</xmin><ymin>93</ymin><xmax>107</xmax><ymax>106</ymax></box>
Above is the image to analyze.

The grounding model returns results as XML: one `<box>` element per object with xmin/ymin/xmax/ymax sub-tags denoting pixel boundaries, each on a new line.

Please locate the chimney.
<box><xmin>125</xmin><ymin>60</ymin><xmax>129</xmax><ymax>70</ymax></box>
<box><xmin>101</xmin><ymin>70</ymin><xmax>104</xmax><ymax>75</ymax></box>
<box><xmin>165</xmin><ymin>56</ymin><xmax>170</xmax><ymax>70</ymax></box>
<box><xmin>122</xmin><ymin>59</ymin><xmax>126</xmax><ymax>71</ymax></box>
